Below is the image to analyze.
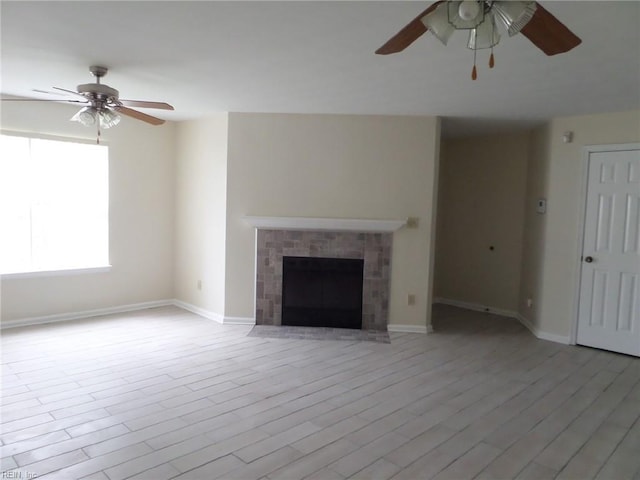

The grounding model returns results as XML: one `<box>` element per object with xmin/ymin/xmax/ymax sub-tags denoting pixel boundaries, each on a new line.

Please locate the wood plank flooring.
<box><xmin>1</xmin><ymin>304</ymin><xmax>639</xmax><ymax>479</ymax></box>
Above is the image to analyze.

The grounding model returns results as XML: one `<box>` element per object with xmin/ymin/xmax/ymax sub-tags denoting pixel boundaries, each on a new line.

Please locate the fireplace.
<box><xmin>282</xmin><ymin>256</ymin><xmax>364</xmax><ymax>329</ymax></box>
<box><xmin>255</xmin><ymin>229</ymin><xmax>392</xmax><ymax>330</ymax></box>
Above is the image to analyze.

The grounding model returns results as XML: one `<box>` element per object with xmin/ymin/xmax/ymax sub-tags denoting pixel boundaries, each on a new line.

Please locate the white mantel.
<box><xmin>243</xmin><ymin>216</ymin><xmax>406</xmax><ymax>233</ymax></box>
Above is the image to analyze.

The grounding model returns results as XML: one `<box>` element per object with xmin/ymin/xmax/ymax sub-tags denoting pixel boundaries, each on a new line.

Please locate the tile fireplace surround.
<box><xmin>255</xmin><ymin>230</ymin><xmax>392</xmax><ymax>331</ymax></box>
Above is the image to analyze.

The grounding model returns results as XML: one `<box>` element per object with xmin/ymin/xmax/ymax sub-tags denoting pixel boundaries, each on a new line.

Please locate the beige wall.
<box><xmin>521</xmin><ymin>110</ymin><xmax>640</xmax><ymax>339</ymax></box>
<box><xmin>1</xmin><ymin>101</ymin><xmax>176</xmax><ymax>321</ymax></box>
<box><xmin>517</xmin><ymin>124</ymin><xmax>551</xmax><ymax>329</ymax></box>
<box><xmin>435</xmin><ymin>133</ymin><xmax>529</xmax><ymax>312</ymax></box>
<box><xmin>174</xmin><ymin>116</ymin><xmax>229</xmax><ymax>317</ymax></box>
<box><xmin>5</xmin><ymin>99</ymin><xmax>636</xmax><ymax>340</ymax></box>
<box><xmin>224</xmin><ymin>113</ymin><xmax>441</xmax><ymax>328</ymax></box>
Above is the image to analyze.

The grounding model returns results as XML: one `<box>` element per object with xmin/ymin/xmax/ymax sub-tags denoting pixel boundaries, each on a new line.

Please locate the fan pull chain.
<box><xmin>489</xmin><ymin>19</ymin><xmax>495</xmax><ymax>69</ymax></box>
<box><xmin>472</xmin><ymin>47</ymin><xmax>478</xmax><ymax>80</ymax></box>
<box><xmin>97</xmin><ymin>122</ymin><xmax>101</xmax><ymax>145</ymax></box>
<box><xmin>471</xmin><ymin>28</ymin><xmax>478</xmax><ymax>80</ymax></box>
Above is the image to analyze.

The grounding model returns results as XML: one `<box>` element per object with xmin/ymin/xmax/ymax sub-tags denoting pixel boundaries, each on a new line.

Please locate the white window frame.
<box><xmin>0</xmin><ymin>131</ymin><xmax>112</xmax><ymax>278</ymax></box>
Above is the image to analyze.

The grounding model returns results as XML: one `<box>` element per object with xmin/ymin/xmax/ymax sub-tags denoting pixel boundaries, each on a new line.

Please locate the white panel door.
<box><xmin>577</xmin><ymin>146</ymin><xmax>640</xmax><ymax>357</ymax></box>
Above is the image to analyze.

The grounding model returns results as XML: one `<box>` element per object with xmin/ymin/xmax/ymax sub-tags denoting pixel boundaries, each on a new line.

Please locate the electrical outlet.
<box><xmin>408</xmin><ymin>294</ymin><xmax>416</xmax><ymax>306</ymax></box>
<box><xmin>406</xmin><ymin>217</ymin><xmax>419</xmax><ymax>228</ymax></box>
<box><xmin>526</xmin><ymin>298</ymin><xmax>533</xmax><ymax>308</ymax></box>
<box><xmin>536</xmin><ymin>199</ymin><xmax>547</xmax><ymax>214</ymax></box>
<box><xmin>197</xmin><ymin>280</ymin><xmax>202</xmax><ymax>291</ymax></box>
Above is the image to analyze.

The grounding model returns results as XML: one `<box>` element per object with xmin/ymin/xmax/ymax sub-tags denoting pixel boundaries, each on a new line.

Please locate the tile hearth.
<box><xmin>247</xmin><ymin>325</ymin><xmax>391</xmax><ymax>343</ymax></box>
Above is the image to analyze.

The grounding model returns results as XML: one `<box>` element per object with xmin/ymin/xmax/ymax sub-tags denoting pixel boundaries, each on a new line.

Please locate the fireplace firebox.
<box><xmin>282</xmin><ymin>256</ymin><xmax>364</xmax><ymax>329</ymax></box>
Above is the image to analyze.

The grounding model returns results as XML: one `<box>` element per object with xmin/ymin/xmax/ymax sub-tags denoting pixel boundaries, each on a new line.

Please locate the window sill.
<box><xmin>0</xmin><ymin>266</ymin><xmax>112</xmax><ymax>279</ymax></box>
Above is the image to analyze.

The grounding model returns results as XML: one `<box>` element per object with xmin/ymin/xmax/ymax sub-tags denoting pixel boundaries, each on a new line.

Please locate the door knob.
<box><xmin>584</xmin><ymin>256</ymin><xmax>594</xmax><ymax>263</ymax></box>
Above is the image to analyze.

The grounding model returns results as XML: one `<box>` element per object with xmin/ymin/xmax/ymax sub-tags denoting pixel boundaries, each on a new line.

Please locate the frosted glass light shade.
<box><xmin>71</xmin><ymin>106</ymin><xmax>121</xmax><ymax>129</ymax></box>
<box><xmin>468</xmin><ymin>14</ymin><xmax>501</xmax><ymax>50</ymax></box>
<box><xmin>447</xmin><ymin>0</ymin><xmax>484</xmax><ymax>29</ymax></box>
<box><xmin>421</xmin><ymin>4</ymin><xmax>455</xmax><ymax>45</ymax></box>
<box><xmin>458</xmin><ymin>1</ymin><xmax>481</xmax><ymax>21</ymax></box>
<box><xmin>98</xmin><ymin>108</ymin><xmax>121</xmax><ymax>129</ymax></box>
<box><xmin>71</xmin><ymin>106</ymin><xmax>97</xmax><ymax>126</ymax></box>
<box><xmin>493</xmin><ymin>1</ymin><xmax>537</xmax><ymax>36</ymax></box>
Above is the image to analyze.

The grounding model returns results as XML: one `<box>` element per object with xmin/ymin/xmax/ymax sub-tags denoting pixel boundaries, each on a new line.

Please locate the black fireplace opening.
<box><xmin>282</xmin><ymin>256</ymin><xmax>364</xmax><ymax>329</ymax></box>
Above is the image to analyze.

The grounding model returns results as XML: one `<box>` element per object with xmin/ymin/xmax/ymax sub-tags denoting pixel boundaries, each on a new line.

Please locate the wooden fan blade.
<box><xmin>118</xmin><ymin>99</ymin><xmax>174</xmax><ymax>110</ymax></box>
<box><xmin>114</xmin><ymin>106</ymin><xmax>165</xmax><ymax>125</ymax></box>
<box><xmin>376</xmin><ymin>1</ymin><xmax>443</xmax><ymax>55</ymax></box>
<box><xmin>520</xmin><ymin>2</ymin><xmax>582</xmax><ymax>56</ymax></box>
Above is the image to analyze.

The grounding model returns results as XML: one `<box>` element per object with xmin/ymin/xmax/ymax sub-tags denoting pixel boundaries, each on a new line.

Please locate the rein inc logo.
<box><xmin>1</xmin><ymin>472</ymin><xmax>37</xmax><ymax>479</ymax></box>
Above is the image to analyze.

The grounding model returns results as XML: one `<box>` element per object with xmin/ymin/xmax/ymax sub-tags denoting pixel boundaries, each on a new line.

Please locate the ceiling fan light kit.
<box><xmin>71</xmin><ymin>105</ymin><xmax>121</xmax><ymax>129</ymax></box>
<box><xmin>378</xmin><ymin>1</ymin><xmax>581</xmax><ymax>80</ymax></box>
<box><xmin>422</xmin><ymin>1</ymin><xmax>537</xmax><ymax>79</ymax></box>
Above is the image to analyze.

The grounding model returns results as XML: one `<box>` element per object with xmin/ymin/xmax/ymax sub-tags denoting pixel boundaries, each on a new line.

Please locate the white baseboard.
<box><xmin>171</xmin><ymin>300</ymin><xmax>255</xmax><ymax>325</ymax></box>
<box><xmin>433</xmin><ymin>297</ymin><xmax>570</xmax><ymax>345</ymax></box>
<box><xmin>515</xmin><ymin>312</ymin><xmax>536</xmax><ymax>335</ymax></box>
<box><xmin>0</xmin><ymin>300</ymin><xmax>174</xmax><ymax>330</ymax></box>
<box><xmin>2</xmin><ymin>299</ymin><xmax>256</xmax><ymax>330</ymax></box>
<box><xmin>3</xmin><ymin>296</ymin><xmax>566</xmax><ymax>346</ymax></box>
<box><xmin>223</xmin><ymin>316</ymin><xmax>255</xmax><ymax>325</ymax></box>
<box><xmin>172</xmin><ymin>299</ymin><xmax>224</xmax><ymax>324</ymax></box>
<box><xmin>433</xmin><ymin>297</ymin><xmax>519</xmax><ymax>319</ymax></box>
<box><xmin>387</xmin><ymin>324</ymin><xmax>428</xmax><ymax>334</ymax></box>
<box><xmin>516</xmin><ymin>313</ymin><xmax>570</xmax><ymax>345</ymax></box>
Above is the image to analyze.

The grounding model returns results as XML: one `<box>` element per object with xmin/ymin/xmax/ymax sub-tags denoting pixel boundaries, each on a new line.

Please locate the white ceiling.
<box><xmin>1</xmin><ymin>1</ymin><xmax>639</xmax><ymax>137</ymax></box>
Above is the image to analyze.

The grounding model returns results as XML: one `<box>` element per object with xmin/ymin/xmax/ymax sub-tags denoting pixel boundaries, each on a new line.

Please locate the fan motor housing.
<box><xmin>77</xmin><ymin>83</ymin><xmax>119</xmax><ymax>101</ymax></box>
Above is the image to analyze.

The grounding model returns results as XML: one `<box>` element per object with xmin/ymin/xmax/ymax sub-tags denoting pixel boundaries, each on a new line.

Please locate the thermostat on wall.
<box><xmin>536</xmin><ymin>198</ymin><xmax>547</xmax><ymax>214</ymax></box>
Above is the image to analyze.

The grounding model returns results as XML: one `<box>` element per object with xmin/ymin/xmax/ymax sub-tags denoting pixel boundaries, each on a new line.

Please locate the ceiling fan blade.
<box><xmin>118</xmin><ymin>99</ymin><xmax>174</xmax><ymax>110</ymax></box>
<box><xmin>53</xmin><ymin>86</ymin><xmax>88</xmax><ymax>99</ymax></box>
<box><xmin>520</xmin><ymin>2</ymin><xmax>582</xmax><ymax>56</ymax></box>
<box><xmin>376</xmin><ymin>1</ymin><xmax>443</xmax><ymax>55</ymax></box>
<box><xmin>33</xmin><ymin>88</ymin><xmax>66</xmax><ymax>96</ymax></box>
<box><xmin>1</xmin><ymin>97</ymin><xmax>86</xmax><ymax>103</ymax></box>
<box><xmin>114</xmin><ymin>106</ymin><xmax>165</xmax><ymax>125</ymax></box>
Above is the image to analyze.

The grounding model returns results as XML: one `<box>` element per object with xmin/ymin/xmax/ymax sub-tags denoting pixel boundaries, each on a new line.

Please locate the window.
<box><xmin>0</xmin><ymin>133</ymin><xmax>109</xmax><ymax>275</ymax></box>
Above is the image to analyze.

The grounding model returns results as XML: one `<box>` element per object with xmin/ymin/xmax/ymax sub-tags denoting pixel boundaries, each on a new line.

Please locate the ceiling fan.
<box><xmin>376</xmin><ymin>1</ymin><xmax>581</xmax><ymax>79</ymax></box>
<box><xmin>2</xmin><ymin>65</ymin><xmax>174</xmax><ymax>142</ymax></box>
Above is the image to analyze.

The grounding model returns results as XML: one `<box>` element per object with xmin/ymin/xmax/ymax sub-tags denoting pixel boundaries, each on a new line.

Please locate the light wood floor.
<box><xmin>1</xmin><ymin>305</ymin><xmax>639</xmax><ymax>480</ymax></box>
